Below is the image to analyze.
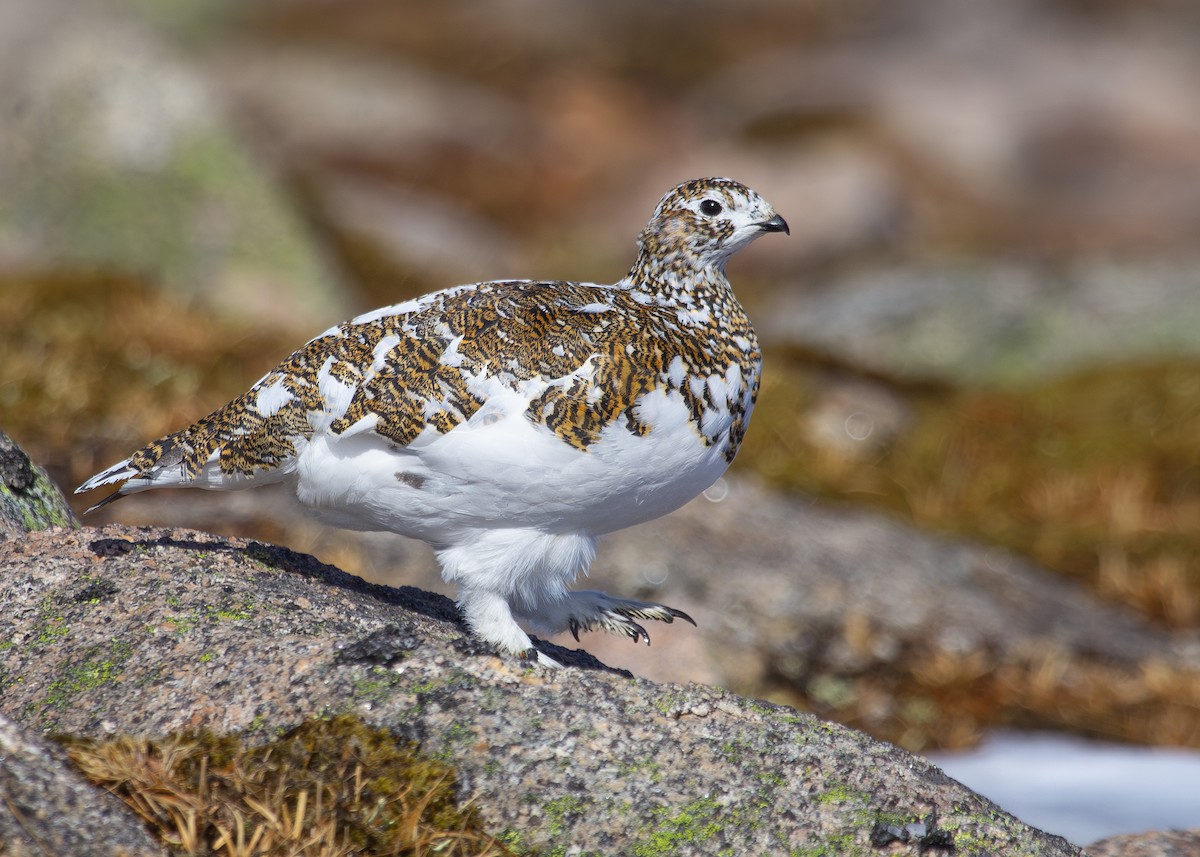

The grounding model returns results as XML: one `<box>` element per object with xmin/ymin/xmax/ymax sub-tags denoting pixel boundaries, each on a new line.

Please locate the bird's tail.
<box><xmin>75</xmin><ymin>392</ymin><xmax>306</xmax><ymax>512</ymax></box>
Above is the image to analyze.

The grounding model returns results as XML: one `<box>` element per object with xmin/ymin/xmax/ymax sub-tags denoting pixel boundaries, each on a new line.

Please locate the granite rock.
<box><xmin>1086</xmin><ymin>829</ymin><xmax>1200</xmax><ymax>857</ymax></box>
<box><xmin>0</xmin><ymin>712</ymin><xmax>165</xmax><ymax>857</ymax></box>
<box><xmin>0</xmin><ymin>429</ymin><xmax>78</xmax><ymax>540</ymax></box>
<box><xmin>0</xmin><ymin>524</ymin><xmax>1084</xmax><ymax>855</ymax></box>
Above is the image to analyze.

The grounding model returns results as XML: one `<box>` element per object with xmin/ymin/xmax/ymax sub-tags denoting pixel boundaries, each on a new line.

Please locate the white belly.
<box><xmin>294</xmin><ymin>386</ymin><xmax>735</xmax><ymax>544</ymax></box>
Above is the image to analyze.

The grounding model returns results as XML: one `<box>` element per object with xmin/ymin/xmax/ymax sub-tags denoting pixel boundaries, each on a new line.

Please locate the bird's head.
<box><xmin>636</xmin><ymin>177</ymin><xmax>788</xmax><ymax>273</ymax></box>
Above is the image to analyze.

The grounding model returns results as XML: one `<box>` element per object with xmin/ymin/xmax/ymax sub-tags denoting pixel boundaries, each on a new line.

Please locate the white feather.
<box><xmin>254</xmin><ymin>377</ymin><xmax>294</xmax><ymax>417</ymax></box>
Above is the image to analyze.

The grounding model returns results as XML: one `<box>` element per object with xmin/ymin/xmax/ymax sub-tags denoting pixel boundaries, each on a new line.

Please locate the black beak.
<box><xmin>758</xmin><ymin>214</ymin><xmax>790</xmax><ymax>235</ymax></box>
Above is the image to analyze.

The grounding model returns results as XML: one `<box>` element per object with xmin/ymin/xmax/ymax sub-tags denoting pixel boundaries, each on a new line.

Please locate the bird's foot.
<box><xmin>563</xmin><ymin>593</ymin><xmax>695</xmax><ymax>646</ymax></box>
<box><xmin>518</xmin><ymin>644</ymin><xmax>563</xmax><ymax>669</ymax></box>
<box><xmin>459</xmin><ymin>589</ymin><xmax>567</xmax><ymax>667</ymax></box>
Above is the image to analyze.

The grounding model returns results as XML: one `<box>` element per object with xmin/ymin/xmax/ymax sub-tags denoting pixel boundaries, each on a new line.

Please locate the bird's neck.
<box><xmin>620</xmin><ymin>246</ymin><xmax>731</xmax><ymax>307</ymax></box>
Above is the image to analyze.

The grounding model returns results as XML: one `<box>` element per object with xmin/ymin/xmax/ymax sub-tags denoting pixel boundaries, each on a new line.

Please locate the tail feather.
<box><xmin>75</xmin><ymin>414</ymin><xmax>306</xmax><ymax>516</ymax></box>
<box><xmin>75</xmin><ymin>459</ymin><xmax>137</xmax><ymax>494</ymax></box>
<box><xmin>75</xmin><ymin>371</ymin><xmax>318</xmax><ymax>514</ymax></box>
<box><xmin>76</xmin><ymin>456</ymin><xmax>159</xmax><ymax>513</ymax></box>
<box><xmin>82</xmin><ymin>488</ymin><xmax>131</xmax><ymax>514</ymax></box>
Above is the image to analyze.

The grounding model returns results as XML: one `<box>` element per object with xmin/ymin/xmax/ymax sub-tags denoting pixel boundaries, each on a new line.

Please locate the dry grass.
<box><xmin>58</xmin><ymin>715</ymin><xmax>512</xmax><ymax>857</ymax></box>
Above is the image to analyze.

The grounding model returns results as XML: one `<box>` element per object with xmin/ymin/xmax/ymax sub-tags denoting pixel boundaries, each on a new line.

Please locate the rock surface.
<box><xmin>758</xmin><ymin>258</ymin><xmax>1200</xmax><ymax>385</ymax></box>
<box><xmin>0</xmin><ymin>713</ymin><xmax>166</xmax><ymax>857</ymax></box>
<box><xmin>0</xmin><ymin>429</ymin><xmax>78</xmax><ymax>539</ymax></box>
<box><xmin>0</xmin><ymin>524</ymin><xmax>1084</xmax><ymax>855</ymax></box>
<box><xmin>1085</xmin><ymin>829</ymin><xmax>1200</xmax><ymax>857</ymax></box>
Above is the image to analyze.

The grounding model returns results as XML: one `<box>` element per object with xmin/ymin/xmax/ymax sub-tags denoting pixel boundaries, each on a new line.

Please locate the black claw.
<box><xmin>626</xmin><ymin>619</ymin><xmax>649</xmax><ymax>645</ymax></box>
<box><xmin>668</xmin><ymin>607</ymin><xmax>697</xmax><ymax>627</ymax></box>
<box><xmin>569</xmin><ymin>617</ymin><xmax>583</xmax><ymax>642</ymax></box>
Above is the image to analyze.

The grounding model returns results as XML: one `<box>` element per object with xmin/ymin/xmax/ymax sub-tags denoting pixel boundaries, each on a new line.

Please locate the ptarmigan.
<box><xmin>77</xmin><ymin>177</ymin><xmax>788</xmax><ymax>666</ymax></box>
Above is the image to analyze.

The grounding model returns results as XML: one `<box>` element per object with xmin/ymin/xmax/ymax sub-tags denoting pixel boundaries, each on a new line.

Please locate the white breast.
<box><xmin>294</xmin><ymin>384</ymin><xmax>734</xmax><ymax>544</ymax></box>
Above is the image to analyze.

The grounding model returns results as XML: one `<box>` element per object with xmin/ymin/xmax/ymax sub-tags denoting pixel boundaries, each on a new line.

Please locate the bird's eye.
<box><xmin>699</xmin><ymin>199</ymin><xmax>723</xmax><ymax>216</ymax></box>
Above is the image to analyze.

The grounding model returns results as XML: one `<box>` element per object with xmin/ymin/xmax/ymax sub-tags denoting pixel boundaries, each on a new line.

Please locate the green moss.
<box><xmin>405</xmin><ymin>667</ymin><xmax>481</xmax><ymax>700</ymax></box>
<box><xmin>871</xmin><ymin>809</ymin><xmax>922</xmax><ymax>828</ymax></box>
<box><xmin>432</xmin><ymin>721</ymin><xmax>475</xmax><ymax>763</ymax></box>
<box><xmin>543</xmin><ymin>794</ymin><xmax>586</xmax><ymax>839</ymax></box>
<box><xmin>950</xmin><ymin>830</ymin><xmax>990</xmax><ymax>853</ymax></box>
<box><xmin>788</xmin><ymin>833</ymin><xmax>864</xmax><ymax>857</ymax></box>
<box><xmin>745</xmin><ymin>699</ymin><xmax>778</xmax><ymax>716</ymax></box>
<box><xmin>632</xmin><ymin>797</ymin><xmax>726</xmax><ymax>857</ymax></box>
<box><xmin>652</xmin><ymin>689</ymin><xmax>689</xmax><ymax>717</ymax></box>
<box><xmin>208</xmin><ymin>594</ymin><xmax>256</xmax><ymax>622</ymax></box>
<box><xmin>30</xmin><ymin>589</ymin><xmax>90</xmax><ymax>649</ymax></box>
<box><xmin>158</xmin><ymin>592</ymin><xmax>257</xmax><ymax>635</ymax></box>
<box><xmin>618</xmin><ymin>756</ymin><xmax>663</xmax><ymax>783</ymax></box>
<box><xmin>498</xmin><ymin>829</ymin><xmax>529</xmax><ymax>854</ymax></box>
<box><xmin>33</xmin><ymin>616</ymin><xmax>70</xmax><ymax>647</ymax></box>
<box><xmin>43</xmin><ymin>639</ymin><xmax>133</xmax><ymax>711</ymax></box>
<box><xmin>719</xmin><ymin>739</ymin><xmax>745</xmax><ymax>764</ymax></box>
<box><xmin>242</xmin><ymin>544</ymin><xmax>277</xmax><ymax>570</ymax></box>
<box><xmin>407</xmin><ymin>678</ymin><xmax>443</xmax><ymax>695</ymax></box>
<box><xmin>351</xmin><ymin>665</ymin><xmax>408</xmax><ymax>705</ymax></box>
<box><xmin>0</xmin><ymin>466</ymin><xmax>77</xmax><ymax>532</ymax></box>
<box><xmin>162</xmin><ymin>615</ymin><xmax>197</xmax><ymax>635</ymax></box>
<box><xmin>757</xmin><ymin>769</ymin><xmax>788</xmax><ymax>788</ymax></box>
<box><xmin>813</xmin><ymin>783</ymin><xmax>871</xmax><ymax>806</ymax></box>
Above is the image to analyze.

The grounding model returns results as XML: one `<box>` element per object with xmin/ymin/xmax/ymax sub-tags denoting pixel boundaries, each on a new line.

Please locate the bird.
<box><xmin>77</xmin><ymin>177</ymin><xmax>788</xmax><ymax>666</ymax></box>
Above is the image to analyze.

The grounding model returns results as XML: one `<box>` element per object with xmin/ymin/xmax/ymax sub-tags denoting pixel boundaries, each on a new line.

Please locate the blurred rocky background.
<box><xmin>3</xmin><ymin>0</ymin><xmax>1200</xmax><ymax>841</ymax></box>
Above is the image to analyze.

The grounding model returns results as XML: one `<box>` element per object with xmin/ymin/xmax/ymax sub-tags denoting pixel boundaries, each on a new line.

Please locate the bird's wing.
<box><xmin>73</xmin><ymin>287</ymin><xmax>464</xmax><ymax>506</ymax></box>
<box><xmin>75</xmin><ymin>280</ymin><xmax>617</xmax><ymax>505</ymax></box>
